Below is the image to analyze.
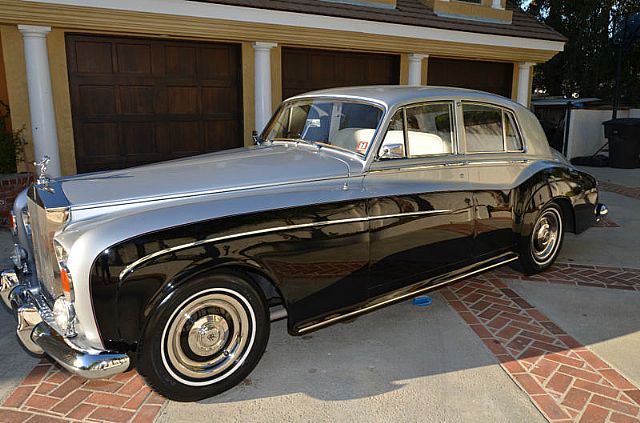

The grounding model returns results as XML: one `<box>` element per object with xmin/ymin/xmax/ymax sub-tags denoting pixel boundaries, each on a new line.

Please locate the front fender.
<box><xmin>89</xmin><ymin>198</ymin><xmax>369</xmax><ymax>350</ymax></box>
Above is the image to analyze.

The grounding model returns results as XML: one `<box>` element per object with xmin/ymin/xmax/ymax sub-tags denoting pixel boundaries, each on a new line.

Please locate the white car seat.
<box><xmin>330</xmin><ymin>128</ymin><xmax>376</xmax><ymax>151</ymax></box>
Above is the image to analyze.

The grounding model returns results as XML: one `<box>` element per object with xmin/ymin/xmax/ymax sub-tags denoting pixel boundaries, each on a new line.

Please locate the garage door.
<box><xmin>428</xmin><ymin>58</ymin><xmax>514</xmax><ymax>98</ymax></box>
<box><xmin>282</xmin><ymin>48</ymin><xmax>400</xmax><ymax>99</ymax></box>
<box><xmin>66</xmin><ymin>34</ymin><xmax>243</xmax><ymax>173</ymax></box>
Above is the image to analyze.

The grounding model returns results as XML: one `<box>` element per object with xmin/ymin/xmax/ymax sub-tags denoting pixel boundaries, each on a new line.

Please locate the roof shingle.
<box><xmin>197</xmin><ymin>0</ymin><xmax>566</xmax><ymax>42</ymax></box>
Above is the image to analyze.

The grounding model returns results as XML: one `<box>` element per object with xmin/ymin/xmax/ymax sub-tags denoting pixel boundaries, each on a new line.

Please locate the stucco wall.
<box><xmin>567</xmin><ymin>109</ymin><xmax>640</xmax><ymax>159</ymax></box>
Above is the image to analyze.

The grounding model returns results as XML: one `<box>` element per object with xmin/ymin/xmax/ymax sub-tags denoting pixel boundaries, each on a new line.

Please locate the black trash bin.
<box><xmin>603</xmin><ymin>118</ymin><xmax>640</xmax><ymax>169</ymax></box>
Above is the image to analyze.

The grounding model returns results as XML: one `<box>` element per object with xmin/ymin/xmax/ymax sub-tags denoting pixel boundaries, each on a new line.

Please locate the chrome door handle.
<box><xmin>444</xmin><ymin>161</ymin><xmax>469</xmax><ymax>167</ymax></box>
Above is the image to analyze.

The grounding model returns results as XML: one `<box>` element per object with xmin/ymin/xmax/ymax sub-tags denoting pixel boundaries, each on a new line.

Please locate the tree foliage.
<box><xmin>0</xmin><ymin>103</ymin><xmax>27</xmax><ymax>175</ymax></box>
<box><xmin>515</xmin><ymin>0</ymin><xmax>640</xmax><ymax>103</ymax></box>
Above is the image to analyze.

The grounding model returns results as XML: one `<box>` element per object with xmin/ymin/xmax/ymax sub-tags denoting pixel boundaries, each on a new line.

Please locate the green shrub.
<box><xmin>0</xmin><ymin>102</ymin><xmax>27</xmax><ymax>175</ymax></box>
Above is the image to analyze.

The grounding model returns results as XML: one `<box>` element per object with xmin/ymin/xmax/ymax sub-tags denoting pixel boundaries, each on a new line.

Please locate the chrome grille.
<box><xmin>27</xmin><ymin>197</ymin><xmax>67</xmax><ymax>300</ymax></box>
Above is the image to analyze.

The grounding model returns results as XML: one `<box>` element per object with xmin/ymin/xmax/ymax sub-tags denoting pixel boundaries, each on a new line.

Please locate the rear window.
<box><xmin>463</xmin><ymin>103</ymin><xmax>524</xmax><ymax>153</ymax></box>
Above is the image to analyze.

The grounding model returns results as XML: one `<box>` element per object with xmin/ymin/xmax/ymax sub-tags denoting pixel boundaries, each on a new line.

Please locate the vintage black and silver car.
<box><xmin>2</xmin><ymin>86</ymin><xmax>607</xmax><ymax>401</ymax></box>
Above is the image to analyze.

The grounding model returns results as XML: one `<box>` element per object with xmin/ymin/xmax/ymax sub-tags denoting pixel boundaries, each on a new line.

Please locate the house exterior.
<box><xmin>532</xmin><ymin>98</ymin><xmax>640</xmax><ymax>160</ymax></box>
<box><xmin>0</xmin><ymin>0</ymin><xmax>565</xmax><ymax>176</ymax></box>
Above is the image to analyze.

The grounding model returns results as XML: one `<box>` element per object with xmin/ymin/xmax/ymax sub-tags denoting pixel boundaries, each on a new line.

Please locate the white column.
<box><xmin>253</xmin><ymin>42</ymin><xmax>277</xmax><ymax>134</ymax></box>
<box><xmin>516</xmin><ymin>62</ymin><xmax>534</xmax><ymax>107</ymax></box>
<box><xmin>492</xmin><ymin>0</ymin><xmax>503</xmax><ymax>9</ymax></box>
<box><xmin>18</xmin><ymin>25</ymin><xmax>61</xmax><ymax>177</ymax></box>
<box><xmin>407</xmin><ymin>54</ymin><xmax>427</xmax><ymax>86</ymax></box>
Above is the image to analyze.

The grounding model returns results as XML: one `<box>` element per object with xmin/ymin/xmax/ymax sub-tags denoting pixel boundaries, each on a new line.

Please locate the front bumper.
<box><xmin>1</xmin><ymin>270</ymin><xmax>130</xmax><ymax>379</ymax></box>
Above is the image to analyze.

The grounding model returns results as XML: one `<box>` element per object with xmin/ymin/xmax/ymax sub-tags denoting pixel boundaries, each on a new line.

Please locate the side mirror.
<box><xmin>378</xmin><ymin>143</ymin><xmax>405</xmax><ymax>160</ymax></box>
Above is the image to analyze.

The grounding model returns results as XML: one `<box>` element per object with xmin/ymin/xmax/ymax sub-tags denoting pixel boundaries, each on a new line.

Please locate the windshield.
<box><xmin>262</xmin><ymin>98</ymin><xmax>384</xmax><ymax>156</ymax></box>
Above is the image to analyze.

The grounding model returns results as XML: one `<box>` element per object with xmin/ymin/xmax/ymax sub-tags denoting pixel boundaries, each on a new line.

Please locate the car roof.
<box><xmin>289</xmin><ymin>85</ymin><xmax>520</xmax><ymax>110</ymax></box>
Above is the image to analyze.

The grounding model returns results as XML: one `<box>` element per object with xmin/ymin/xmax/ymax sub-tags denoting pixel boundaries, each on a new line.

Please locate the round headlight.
<box><xmin>53</xmin><ymin>296</ymin><xmax>77</xmax><ymax>338</ymax></box>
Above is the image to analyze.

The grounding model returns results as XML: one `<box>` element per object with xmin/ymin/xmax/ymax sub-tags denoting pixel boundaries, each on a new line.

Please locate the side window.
<box><xmin>463</xmin><ymin>104</ymin><xmax>504</xmax><ymax>153</ymax></box>
<box><xmin>379</xmin><ymin>110</ymin><xmax>406</xmax><ymax>159</ymax></box>
<box><xmin>405</xmin><ymin>103</ymin><xmax>454</xmax><ymax>157</ymax></box>
<box><xmin>505</xmin><ymin>111</ymin><xmax>524</xmax><ymax>151</ymax></box>
<box><xmin>463</xmin><ymin>103</ymin><xmax>525</xmax><ymax>153</ymax></box>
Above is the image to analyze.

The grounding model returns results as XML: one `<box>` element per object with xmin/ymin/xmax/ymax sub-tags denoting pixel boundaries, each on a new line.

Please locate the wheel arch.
<box><xmin>137</xmin><ymin>260</ymin><xmax>287</xmax><ymax>344</ymax></box>
<box><xmin>90</xmin><ymin>240</ymin><xmax>289</xmax><ymax>354</ymax></box>
<box><xmin>514</xmin><ymin>165</ymin><xmax>592</xmax><ymax>238</ymax></box>
<box><xmin>553</xmin><ymin>197</ymin><xmax>576</xmax><ymax>234</ymax></box>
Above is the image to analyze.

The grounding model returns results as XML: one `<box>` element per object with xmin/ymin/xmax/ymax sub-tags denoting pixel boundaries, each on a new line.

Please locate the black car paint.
<box><xmin>89</xmin><ymin>165</ymin><xmax>597</xmax><ymax>353</ymax></box>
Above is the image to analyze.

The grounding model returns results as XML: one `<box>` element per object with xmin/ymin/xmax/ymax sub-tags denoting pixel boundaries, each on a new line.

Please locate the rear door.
<box><xmin>460</xmin><ymin>102</ymin><xmax>528</xmax><ymax>258</ymax></box>
<box><xmin>364</xmin><ymin>101</ymin><xmax>475</xmax><ymax>298</ymax></box>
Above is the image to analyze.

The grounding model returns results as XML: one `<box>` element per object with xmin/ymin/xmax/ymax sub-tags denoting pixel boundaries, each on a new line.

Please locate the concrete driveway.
<box><xmin>0</xmin><ymin>166</ymin><xmax>639</xmax><ymax>423</ymax></box>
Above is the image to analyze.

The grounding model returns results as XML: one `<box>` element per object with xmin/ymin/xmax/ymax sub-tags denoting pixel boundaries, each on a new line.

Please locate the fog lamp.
<box><xmin>53</xmin><ymin>295</ymin><xmax>77</xmax><ymax>338</ymax></box>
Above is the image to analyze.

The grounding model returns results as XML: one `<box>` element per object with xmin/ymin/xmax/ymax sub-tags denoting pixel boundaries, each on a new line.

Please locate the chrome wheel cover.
<box><xmin>161</xmin><ymin>288</ymin><xmax>256</xmax><ymax>386</ymax></box>
<box><xmin>530</xmin><ymin>208</ymin><xmax>562</xmax><ymax>266</ymax></box>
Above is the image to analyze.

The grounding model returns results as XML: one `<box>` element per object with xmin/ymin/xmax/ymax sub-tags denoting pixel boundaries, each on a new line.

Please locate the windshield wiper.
<box><xmin>270</xmin><ymin>137</ymin><xmax>320</xmax><ymax>148</ymax></box>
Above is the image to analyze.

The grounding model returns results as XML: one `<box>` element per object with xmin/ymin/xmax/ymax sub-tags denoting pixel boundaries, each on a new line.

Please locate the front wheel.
<box><xmin>137</xmin><ymin>271</ymin><xmax>270</xmax><ymax>402</ymax></box>
<box><xmin>517</xmin><ymin>203</ymin><xmax>564</xmax><ymax>275</ymax></box>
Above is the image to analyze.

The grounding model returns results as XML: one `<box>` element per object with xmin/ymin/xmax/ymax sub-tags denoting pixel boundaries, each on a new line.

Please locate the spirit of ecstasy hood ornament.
<box><xmin>33</xmin><ymin>155</ymin><xmax>51</xmax><ymax>188</ymax></box>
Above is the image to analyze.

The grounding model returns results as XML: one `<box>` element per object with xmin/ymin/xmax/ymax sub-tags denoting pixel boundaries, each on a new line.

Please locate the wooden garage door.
<box><xmin>282</xmin><ymin>48</ymin><xmax>400</xmax><ymax>99</ymax></box>
<box><xmin>66</xmin><ymin>34</ymin><xmax>243</xmax><ymax>173</ymax></box>
<box><xmin>428</xmin><ymin>58</ymin><xmax>514</xmax><ymax>98</ymax></box>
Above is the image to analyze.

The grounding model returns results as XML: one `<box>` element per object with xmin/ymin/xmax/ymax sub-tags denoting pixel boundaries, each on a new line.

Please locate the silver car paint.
<box><xmin>33</xmin><ymin>87</ymin><xmax>557</xmax><ymax>350</ymax></box>
<box><xmin>60</xmin><ymin>144</ymin><xmax>354</xmax><ymax>210</ymax></box>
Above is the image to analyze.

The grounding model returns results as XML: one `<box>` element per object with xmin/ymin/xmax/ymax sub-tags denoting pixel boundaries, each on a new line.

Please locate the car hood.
<box><xmin>59</xmin><ymin>144</ymin><xmax>353</xmax><ymax>209</ymax></box>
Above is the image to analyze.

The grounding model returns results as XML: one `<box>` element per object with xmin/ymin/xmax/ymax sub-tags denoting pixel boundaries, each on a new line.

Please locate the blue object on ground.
<box><xmin>413</xmin><ymin>296</ymin><xmax>433</xmax><ymax>307</ymax></box>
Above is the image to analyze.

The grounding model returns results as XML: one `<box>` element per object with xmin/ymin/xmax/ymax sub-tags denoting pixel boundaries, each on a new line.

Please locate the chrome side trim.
<box><xmin>465</xmin><ymin>160</ymin><xmax>518</xmax><ymax>166</ymax></box>
<box><xmin>368</xmin><ymin>162</ymin><xmax>461</xmax><ymax>173</ymax></box>
<box><xmin>119</xmin><ymin>209</ymin><xmax>451</xmax><ymax>280</ymax></box>
<box><xmin>297</xmin><ymin>252</ymin><xmax>519</xmax><ymax>334</ymax></box>
<box><xmin>370</xmin><ymin>209</ymin><xmax>451</xmax><ymax>220</ymax></box>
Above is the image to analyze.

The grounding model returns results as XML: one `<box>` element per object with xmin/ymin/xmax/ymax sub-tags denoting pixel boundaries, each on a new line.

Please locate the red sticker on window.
<box><xmin>356</xmin><ymin>141</ymin><xmax>369</xmax><ymax>153</ymax></box>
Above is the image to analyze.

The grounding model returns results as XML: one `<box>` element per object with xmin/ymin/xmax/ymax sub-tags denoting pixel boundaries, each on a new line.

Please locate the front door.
<box><xmin>364</xmin><ymin>101</ymin><xmax>475</xmax><ymax>298</ymax></box>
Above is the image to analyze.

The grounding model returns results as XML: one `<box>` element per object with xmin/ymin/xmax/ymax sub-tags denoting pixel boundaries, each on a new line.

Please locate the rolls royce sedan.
<box><xmin>1</xmin><ymin>86</ymin><xmax>607</xmax><ymax>401</ymax></box>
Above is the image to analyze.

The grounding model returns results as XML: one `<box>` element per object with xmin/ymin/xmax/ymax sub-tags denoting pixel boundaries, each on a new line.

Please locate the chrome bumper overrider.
<box><xmin>1</xmin><ymin>270</ymin><xmax>130</xmax><ymax>379</ymax></box>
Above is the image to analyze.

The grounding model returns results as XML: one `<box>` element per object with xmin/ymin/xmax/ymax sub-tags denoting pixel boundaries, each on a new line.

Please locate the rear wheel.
<box><xmin>517</xmin><ymin>203</ymin><xmax>564</xmax><ymax>275</ymax></box>
<box><xmin>137</xmin><ymin>271</ymin><xmax>269</xmax><ymax>401</ymax></box>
